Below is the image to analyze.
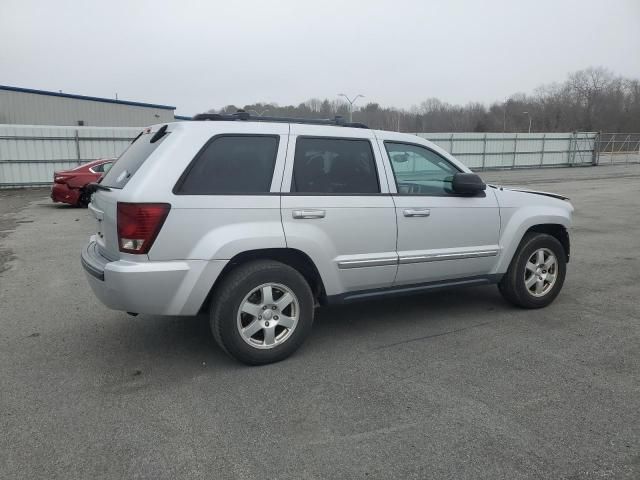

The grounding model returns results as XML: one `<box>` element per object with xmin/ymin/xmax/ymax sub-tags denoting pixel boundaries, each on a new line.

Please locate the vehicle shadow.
<box><xmin>38</xmin><ymin>202</ymin><xmax>84</xmax><ymax>209</ymax></box>
<box><xmin>80</xmin><ymin>285</ymin><xmax>509</xmax><ymax>381</ymax></box>
<box><xmin>312</xmin><ymin>285</ymin><xmax>506</xmax><ymax>348</ymax></box>
<box><xmin>76</xmin><ymin>313</ymin><xmax>242</xmax><ymax>394</ymax></box>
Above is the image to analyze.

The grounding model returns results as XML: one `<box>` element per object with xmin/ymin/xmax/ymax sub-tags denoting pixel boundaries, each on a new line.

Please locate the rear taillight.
<box><xmin>117</xmin><ymin>203</ymin><xmax>170</xmax><ymax>254</ymax></box>
<box><xmin>54</xmin><ymin>176</ymin><xmax>67</xmax><ymax>183</ymax></box>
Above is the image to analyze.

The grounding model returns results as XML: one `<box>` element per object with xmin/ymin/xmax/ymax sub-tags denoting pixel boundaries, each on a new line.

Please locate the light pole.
<box><xmin>523</xmin><ymin>111</ymin><xmax>532</xmax><ymax>133</ymax></box>
<box><xmin>503</xmin><ymin>100</ymin><xmax>508</xmax><ymax>132</ymax></box>
<box><xmin>338</xmin><ymin>93</ymin><xmax>364</xmax><ymax>122</ymax></box>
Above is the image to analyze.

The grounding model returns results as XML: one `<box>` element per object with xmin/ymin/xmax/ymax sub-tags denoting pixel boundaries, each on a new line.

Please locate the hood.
<box><xmin>489</xmin><ymin>185</ymin><xmax>569</xmax><ymax>201</ymax></box>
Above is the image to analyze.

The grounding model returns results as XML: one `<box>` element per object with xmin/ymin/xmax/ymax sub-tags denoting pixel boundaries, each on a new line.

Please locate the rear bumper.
<box><xmin>81</xmin><ymin>237</ymin><xmax>227</xmax><ymax>316</ymax></box>
<box><xmin>51</xmin><ymin>183</ymin><xmax>80</xmax><ymax>205</ymax></box>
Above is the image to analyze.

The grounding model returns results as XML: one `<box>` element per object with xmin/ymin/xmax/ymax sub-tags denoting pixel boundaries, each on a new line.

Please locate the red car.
<box><xmin>51</xmin><ymin>158</ymin><xmax>114</xmax><ymax>207</ymax></box>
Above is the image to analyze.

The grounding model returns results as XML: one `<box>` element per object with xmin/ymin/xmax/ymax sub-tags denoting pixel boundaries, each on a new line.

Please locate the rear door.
<box><xmin>378</xmin><ymin>137</ymin><xmax>501</xmax><ymax>285</ymax></box>
<box><xmin>280</xmin><ymin>125</ymin><xmax>398</xmax><ymax>296</ymax></box>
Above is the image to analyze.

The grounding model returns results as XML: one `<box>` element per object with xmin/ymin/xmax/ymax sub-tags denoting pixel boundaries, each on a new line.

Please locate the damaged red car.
<box><xmin>51</xmin><ymin>158</ymin><xmax>114</xmax><ymax>207</ymax></box>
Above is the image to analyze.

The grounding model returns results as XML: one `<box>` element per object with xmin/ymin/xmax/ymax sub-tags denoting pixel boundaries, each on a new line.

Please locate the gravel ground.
<box><xmin>1</xmin><ymin>165</ymin><xmax>639</xmax><ymax>480</ymax></box>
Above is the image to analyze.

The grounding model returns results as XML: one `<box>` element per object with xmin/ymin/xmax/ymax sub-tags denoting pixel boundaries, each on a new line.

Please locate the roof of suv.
<box><xmin>161</xmin><ymin>117</ymin><xmax>441</xmax><ymax>150</ymax></box>
<box><xmin>191</xmin><ymin>111</ymin><xmax>369</xmax><ymax>129</ymax></box>
<box><xmin>156</xmin><ymin>112</ymin><xmax>452</xmax><ymax>154</ymax></box>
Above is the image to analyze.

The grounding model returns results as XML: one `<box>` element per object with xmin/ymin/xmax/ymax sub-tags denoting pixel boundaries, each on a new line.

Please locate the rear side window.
<box><xmin>292</xmin><ymin>137</ymin><xmax>380</xmax><ymax>194</ymax></box>
<box><xmin>176</xmin><ymin>135</ymin><xmax>279</xmax><ymax>194</ymax></box>
<box><xmin>101</xmin><ymin>133</ymin><xmax>167</xmax><ymax>188</ymax></box>
<box><xmin>91</xmin><ymin>162</ymin><xmax>112</xmax><ymax>173</ymax></box>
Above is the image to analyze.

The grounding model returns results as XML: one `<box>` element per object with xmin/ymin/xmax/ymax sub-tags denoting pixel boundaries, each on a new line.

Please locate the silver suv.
<box><xmin>81</xmin><ymin>112</ymin><xmax>573</xmax><ymax>365</ymax></box>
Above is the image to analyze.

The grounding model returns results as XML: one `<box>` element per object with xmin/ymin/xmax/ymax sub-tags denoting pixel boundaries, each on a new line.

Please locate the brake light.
<box><xmin>54</xmin><ymin>176</ymin><xmax>68</xmax><ymax>183</ymax></box>
<box><xmin>117</xmin><ymin>203</ymin><xmax>170</xmax><ymax>254</ymax></box>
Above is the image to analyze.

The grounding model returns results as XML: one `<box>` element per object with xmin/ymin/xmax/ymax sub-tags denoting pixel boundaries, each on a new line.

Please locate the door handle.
<box><xmin>403</xmin><ymin>208</ymin><xmax>431</xmax><ymax>217</ymax></box>
<box><xmin>293</xmin><ymin>209</ymin><xmax>326</xmax><ymax>219</ymax></box>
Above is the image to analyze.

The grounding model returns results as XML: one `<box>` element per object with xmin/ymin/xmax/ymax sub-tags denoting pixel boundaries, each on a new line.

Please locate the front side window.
<box><xmin>385</xmin><ymin>142</ymin><xmax>460</xmax><ymax>195</ymax></box>
<box><xmin>292</xmin><ymin>137</ymin><xmax>380</xmax><ymax>194</ymax></box>
<box><xmin>176</xmin><ymin>135</ymin><xmax>279</xmax><ymax>194</ymax></box>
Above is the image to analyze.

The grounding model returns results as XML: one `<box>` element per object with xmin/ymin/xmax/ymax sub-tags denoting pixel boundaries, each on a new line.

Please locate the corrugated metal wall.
<box><xmin>0</xmin><ymin>124</ymin><xmax>139</xmax><ymax>187</ymax></box>
<box><xmin>418</xmin><ymin>132</ymin><xmax>597</xmax><ymax>169</ymax></box>
<box><xmin>0</xmin><ymin>125</ymin><xmax>599</xmax><ymax>188</ymax></box>
<box><xmin>0</xmin><ymin>90</ymin><xmax>175</xmax><ymax>127</ymax></box>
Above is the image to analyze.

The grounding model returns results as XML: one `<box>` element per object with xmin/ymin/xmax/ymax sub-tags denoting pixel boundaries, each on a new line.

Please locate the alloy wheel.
<box><xmin>236</xmin><ymin>283</ymin><xmax>300</xmax><ymax>349</ymax></box>
<box><xmin>524</xmin><ymin>247</ymin><xmax>558</xmax><ymax>297</ymax></box>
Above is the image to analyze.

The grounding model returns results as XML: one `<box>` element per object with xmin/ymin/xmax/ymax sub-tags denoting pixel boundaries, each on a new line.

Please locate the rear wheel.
<box><xmin>210</xmin><ymin>260</ymin><xmax>314</xmax><ymax>365</ymax></box>
<box><xmin>498</xmin><ymin>232</ymin><xmax>567</xmax><ymax>308</ymax></box>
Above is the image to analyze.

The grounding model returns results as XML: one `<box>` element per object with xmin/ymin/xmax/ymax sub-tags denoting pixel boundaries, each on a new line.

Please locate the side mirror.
<box><xmin>452</xmin><ymin>172</ymin><xmax>486</xmax><ymax>195</ymax></box>
<box><xmin>391</xmin><ymin>153</ymin><xmax>409</xmax><ymax>163</ymax></box>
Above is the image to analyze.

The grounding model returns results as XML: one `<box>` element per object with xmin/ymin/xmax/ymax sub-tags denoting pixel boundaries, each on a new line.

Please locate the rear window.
<box><xmin>101</xmin><ymin>131</ymin><xmax>168</xmax><ymax>188</ymax></box>
<box><xmin>91</xmin><ymin>162</ymin><xmax>112</xmax><ymax>173</ymax></box>
<box><xmin>175</xmin><ymin>135</ymin><xmax>279</xmax><ymax>195</ymax></box>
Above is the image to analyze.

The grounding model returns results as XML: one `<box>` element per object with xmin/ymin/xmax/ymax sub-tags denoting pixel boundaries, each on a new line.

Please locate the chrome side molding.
<box><xmin>399</xmin><ymin>249</ymin><xmax>500</xmax><ymax>264</ymax></box>
<box><xmin>337</xmin><ymin>248</ymin><xmax>500</xmax><ymax>269</ymax></box>
<box><xmin>337</xmin><ymin>257</ymin><xmax>399</xmax><ymax>269</ymax></box>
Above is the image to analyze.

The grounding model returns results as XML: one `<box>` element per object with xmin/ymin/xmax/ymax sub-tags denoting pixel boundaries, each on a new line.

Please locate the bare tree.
<box><xmin>205</xmin><ymin>67</ymin><xmax>640</xmax><ymax>133</ymax></box>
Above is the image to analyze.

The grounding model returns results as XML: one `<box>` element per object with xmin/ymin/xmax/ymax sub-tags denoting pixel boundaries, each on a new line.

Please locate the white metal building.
<box><xmin>0</xmin><ymin>85</ymin><xmax>176</xmax><ymax>127</ymax></box>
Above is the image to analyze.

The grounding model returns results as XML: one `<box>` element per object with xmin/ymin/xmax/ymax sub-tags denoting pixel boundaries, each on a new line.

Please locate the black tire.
<box><xmin>498</xmin><ymin>232</ymin><xmax>567</xmax><ymax>309</ymax></box>
<box><xmin>210</xmin><ymin>260</ymin><xmax>315</xmax><ymax>365</ymax></box>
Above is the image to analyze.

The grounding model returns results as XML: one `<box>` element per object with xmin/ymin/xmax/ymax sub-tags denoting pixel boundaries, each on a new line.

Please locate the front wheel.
<box><xmin>210</xmin><ymin>260</ymin><xmax>315</xmax><ymax>365</ymax></box>
<box><xmin>498</xmin><ymin>232</ymin><xmax>567</xmax><ymax>308</ymax></box>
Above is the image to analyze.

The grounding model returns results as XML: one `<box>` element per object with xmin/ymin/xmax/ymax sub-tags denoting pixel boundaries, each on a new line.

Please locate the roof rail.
<box><xmin>192</xmin><ymin>110</ymin><xmax>369</xmax><ymax>129</ymax></box>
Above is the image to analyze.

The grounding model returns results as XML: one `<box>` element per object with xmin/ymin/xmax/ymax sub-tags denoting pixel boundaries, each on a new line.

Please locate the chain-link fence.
<box><xmin>595</xmin><ymin>133</ymin><xmax>640</xmax><ymax>165</ymax></box>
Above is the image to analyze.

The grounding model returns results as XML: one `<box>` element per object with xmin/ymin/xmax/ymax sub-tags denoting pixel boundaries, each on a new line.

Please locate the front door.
<box><xmin>378</xmin><ymin>139</ymin><xmax>501</xmax><ymax>286</ymax></box>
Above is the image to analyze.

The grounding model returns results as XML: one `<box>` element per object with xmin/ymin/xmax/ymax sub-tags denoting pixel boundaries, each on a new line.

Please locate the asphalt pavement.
<box><xmin>1</xmin><ymin>164</ymin><xmax>639</xmax><ymax>479</ymax></box>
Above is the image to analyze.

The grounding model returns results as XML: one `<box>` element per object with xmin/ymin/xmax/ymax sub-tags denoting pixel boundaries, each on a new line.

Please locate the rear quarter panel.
<box><xmin>140</xmin><ymin>122</ymin><xmax>290</xmax><ymax>262</ymax></box>
<box><xmin>150</xmin><ymin>196</ymin><xmax>285</xmax><ymax>261</ymax></box>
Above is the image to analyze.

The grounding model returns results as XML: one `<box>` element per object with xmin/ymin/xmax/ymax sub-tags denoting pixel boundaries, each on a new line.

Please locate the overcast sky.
<box><xmin>1</xmin><ymin>0</ymin><xmax>639</xmax><ymax>116</ymax></box>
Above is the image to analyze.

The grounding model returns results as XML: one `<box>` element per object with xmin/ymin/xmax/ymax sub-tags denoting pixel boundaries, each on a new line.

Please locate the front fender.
<box><xmin>493</xmin><ymin>205</ymin><xmax>572</xmax><ymax>274</ymax></box>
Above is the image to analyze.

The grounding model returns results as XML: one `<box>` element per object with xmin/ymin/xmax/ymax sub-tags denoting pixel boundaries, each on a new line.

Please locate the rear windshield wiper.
<box><xmin>87</xmin><ymin>182</ymin><xmax>111</xmax><ymax>193</ymax></box>
<box><xmin>150</xmin><ymin>124</ymin><xmax>168</xmax><ymax>143</ymax></box>
<box><xmin>130</xmin><ymin>131</ymin><xmax>143</xmax><ymax>144</ymax></box>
